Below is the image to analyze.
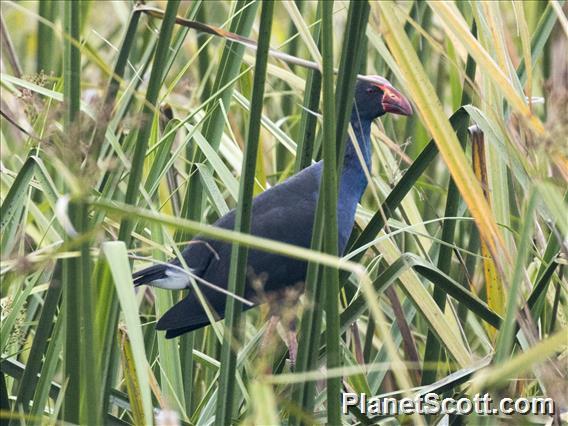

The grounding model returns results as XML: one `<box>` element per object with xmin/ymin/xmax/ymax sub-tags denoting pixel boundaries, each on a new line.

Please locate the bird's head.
<box><xmin>352</xmin><ymin>76</ymin><xmax>413</xmax><ymax>121</ymax></box>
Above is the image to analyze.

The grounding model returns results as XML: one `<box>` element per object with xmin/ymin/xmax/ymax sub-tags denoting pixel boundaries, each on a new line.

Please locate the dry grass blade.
<box><xmin>375</xmin><ymin>1</ymin><xmax>511</xmax><ymax>278</ymax></box>
<box><xmin>470</xmin><ymin>127</ymin><xmax>504</xmax><ymax>339</ymax></box>
<box><xmin>428</xmin><ymin>1</ymin><xmax>545</xmax><ymax>134</ymax></box>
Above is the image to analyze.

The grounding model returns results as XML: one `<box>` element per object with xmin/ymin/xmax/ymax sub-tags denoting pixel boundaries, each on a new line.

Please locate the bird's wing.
<box><xmin>154</xmin><ymin>164</ymin><xmax>323</xmax><ymax>335</ymax></box>
<box><xmin>156</xmin><ymin>290</ymin><xmax>226</xmax><ymax>335</ymax></box>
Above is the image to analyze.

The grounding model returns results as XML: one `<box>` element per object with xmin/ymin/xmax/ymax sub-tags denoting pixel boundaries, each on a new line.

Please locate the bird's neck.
<box><xmin>333</xmin><ymin>118</ymin><xmax>372</xmax><ymax>251</ymax></box>
<box><xmin>340</xmin><ymin>118</ymin><xmax>372</xmax><ymax>194</ymax></box>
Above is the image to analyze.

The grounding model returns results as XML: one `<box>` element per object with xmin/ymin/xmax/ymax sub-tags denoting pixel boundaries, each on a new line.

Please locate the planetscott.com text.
<box><xmin>342</xmin><ymin>392</ymin><xmax>555</xmax><ymax>416</ymax></box>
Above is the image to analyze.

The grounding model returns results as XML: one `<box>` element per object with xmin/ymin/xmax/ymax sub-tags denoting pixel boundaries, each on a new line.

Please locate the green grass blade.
<box><xmin>526</xmin><ymin>259</ymin><xmax>560</xmax><ymax>325</ymax></box>
<box><xmin>31</xmin><ymin>312</ymin><xmax>64</xmax><ymax>419</ymax></box>
<box><xmin>179</xmin><ymin>0</ymin><xmax>259</xmax><ymax>240</ymax></box>
<box><xmin>89</xmin><ymin>7</ymin><xmax>141</xmax><ymax>161</ymax></box>
<box><xmin>97</xmin><ymin>3</ymin><xmax>180</xmax><ymax>417</ymax></box>
<box><xmin>494</xmin><ymin>191</ymin><xmax>538</xmax><ymax>364</ymax></box>
<box><xmin>0</xmin><ymin>275</ymin><xmax>34</xmax><ymax>353</ymax></box>
<box><xmin>61</xmin><ymin>1</ymin><xmax>82</xmax><ymax>421</ymax></box>
<box><xmin>119</xmin><ymin>329</ymin><xmax>148</xmax><ymax>426</ymax></box>
<box><xmin>187</xmin><ymin>123</ymin><xmax>239</xmax><ymax>201</ymax></box>
<box><xmin>0</xmin><ymin>157</ymin><xmax>35</xmax><ymax>246</ymax></box>
<box><xmin>102</xmin><ymin>242</ymin><xmax>153</xmax><ymax>425</ymax></box>
<box><xmin>117</xmin><ymin>0</ymin><xmax>180</xmax><ymax>244</ymax></box>
<box><xmin>421</xmin><ymin>22</ymin><xmax>477</xmax><ymax>385</ymax></box>
<box><xmin>216</xmin><ymin>2</ymin><xmax>273</xmax><ymax>423</ymax></box>
<box><xmin>2</xmin><ymin>2</ymin><xmax>565</xmax><ymax>423</ymax></box>
<box><xmin>471</xmin><ymin>329</ymin><xmax>566</xmax><ymax>391</ymax></box>
<box><xmin>249</xmin><ymin>381</ymin><xmax>280</xmax><ymax>425</ymax></box>
<box><xmin>293</xmin><ymin>4</ymin><xmax>322</xmax><ymax>173</ymax></box>
<box><xmin>333</xmin><ymin>1</ymin><xmax>370</xmax><ymax>162</ymax></box>
<box><xmin>0</xmin><ymin>11</ymin><xmax>22</xmax><ymax>78</ymax></box>
<box><xmin>160</xmin><ymin>1</ymin><xmax>202</xmax><ymax>85</ymax></box>
<box><xmin>428</xmin><ymin>1</ymin><xmax>544</xmax><ymax>134</ymax></box>
<box><xmin>536</xmin><ymin>181</ymin><xmax>568</xmax><ymax>238</ymax></box>
<box><xmin>196</xmin><ymin>163</ymin><xmax>230</xmax><ymax>216</ymax></box>
<box><xmin>340</xmin><ymin>254</ymin><xmax>500</xmax><ymax>348</ymax></box>
<box><xmin>150</xmin><ymin>222</ymin><xmax>187</xmax><ymax>419</ymax></box>
<box><xmin>36</xmin><ymin>1</ymin><xmax>57</xmax><ymax>74</ymax></box>
<box><xmin>319</xmin><ymin>1</ymin><xmax>340</xmax><ymax>423</ymax></box>
<box><xmin>377</xmin><ymin>1</ymin><xmax>510</xmax><ymax>279</ymax></box>
<box><xmin>14</xmin><ymin>271</ymin><xmax>62</xmax><ymax>416</ymax></box>
<box><xmin>517</xmin><ymin>1</ymin><xmax>563</xmax><ymax>85</ymax></box>
<box><xmin>345</xmin><ymin>109</ymin><xmax>469</xmax><ymax>264</ymax></box>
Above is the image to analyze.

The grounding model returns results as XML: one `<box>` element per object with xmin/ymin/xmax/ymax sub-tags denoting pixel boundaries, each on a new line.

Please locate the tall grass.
<box><xmin>1</xmin><ymin>1</ymin><xmax>566</xmax><ymax>425</ymax></box>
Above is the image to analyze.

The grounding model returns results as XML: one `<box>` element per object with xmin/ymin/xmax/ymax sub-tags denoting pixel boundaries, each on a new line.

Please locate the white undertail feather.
<box><xmin>150</xmin><ymin>268</ymin><xmax>191</xmax><ymax>290</ymax></box>
<box><xmin>140</xmin><ymin>263</ymin><xmax>255</xmax><ymax>306</ymax></box>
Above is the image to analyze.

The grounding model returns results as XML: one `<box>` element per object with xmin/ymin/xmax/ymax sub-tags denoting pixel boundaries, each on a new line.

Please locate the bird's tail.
<box><xmin>133</xmin><ymin>264</ymin><xmax>168</xmax><ymax>287</ymax></box>
<box><xmin>156</xmin><ymin>295</ymin><xmax>220</xmax><ymax>338</ymax></box>
<box><xmin>132</xmin><ymin>263</ymin><xmax>190</xmax><ymax>290</ymax></box>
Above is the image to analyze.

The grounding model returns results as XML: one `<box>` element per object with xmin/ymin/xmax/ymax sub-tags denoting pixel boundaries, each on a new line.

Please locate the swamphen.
<box><xmin>133</xmin><ymin>77</ymin><xmax>412</xmax><ymax>359</ymax></box>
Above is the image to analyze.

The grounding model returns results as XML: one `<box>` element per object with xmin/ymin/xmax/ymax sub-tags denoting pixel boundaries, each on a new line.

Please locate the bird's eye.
<box><xmin>366</xmin><ymin>87</ymin><xmax>375</xmax><ymax>93</ymax></box>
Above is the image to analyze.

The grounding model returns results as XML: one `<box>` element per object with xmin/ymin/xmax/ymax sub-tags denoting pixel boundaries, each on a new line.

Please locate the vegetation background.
<box><xmin>1</xmin><ymin>0</ymin><xmax>566</xmax><ymax>424</ymax></box>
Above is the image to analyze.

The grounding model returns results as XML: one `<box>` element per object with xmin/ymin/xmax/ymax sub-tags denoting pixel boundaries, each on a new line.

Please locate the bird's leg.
<box><xmin>260</xmin><ymin>315</ymin><xmax>280</xmax><ymax>373</ymax></box>
<box><xmin>261</xmin><ymin>314</ymin><xmax>280</xmax><ymax>350</ymax></box>
<box><xmin>278</xmin><ymin>287</ymin><xmax>301</xmax><ymax>370</ymax></box>
<box><xmin>287</xmin><ymin>329</ymin><xmax>298</xmax><ymax>369</ymax></box>
<box><xmin>286</xmin><ymin>318</ymin><xmax>298</xmax><ymax>369</ymax></box>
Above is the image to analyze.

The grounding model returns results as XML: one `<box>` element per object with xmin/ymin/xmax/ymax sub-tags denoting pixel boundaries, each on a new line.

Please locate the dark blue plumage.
<box><xmin>133</xmin><ymin>76</ymin><xmax>412</xmax><ymax>339</ymax></box>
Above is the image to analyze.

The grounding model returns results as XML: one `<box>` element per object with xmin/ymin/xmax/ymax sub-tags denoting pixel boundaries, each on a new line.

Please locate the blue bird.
<box><xmin>133</xmin><ymin>76</ymin><xmax>412</xmax><ymax>362</ymax></box>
